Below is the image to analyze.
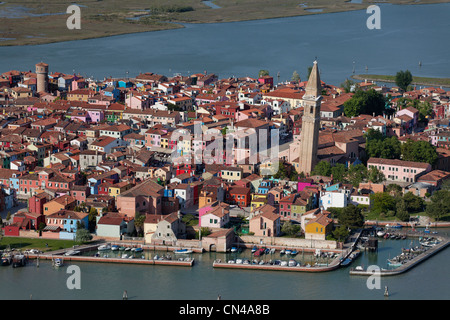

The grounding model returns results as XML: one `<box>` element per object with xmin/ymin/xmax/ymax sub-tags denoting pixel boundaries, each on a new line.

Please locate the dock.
<box><xmin>212</xmin><ymin>259</ymin><xmax>340</xmax><ymax>272</ymax></box>
<box><xmin>349</xmin><ymin>236</ymin><xmax>449</xmax><ymax>276</ymax></box>
<box><xmin>26</xmin><ymin>253</ymin><xmax>194</xmax><ymax>267</ymax></box>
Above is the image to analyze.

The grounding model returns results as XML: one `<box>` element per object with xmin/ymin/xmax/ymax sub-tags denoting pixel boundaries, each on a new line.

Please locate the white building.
<box><xmin>319</xmin><ymin>190</ymin><xmax>349</xmax><ymax>210</ymax></box>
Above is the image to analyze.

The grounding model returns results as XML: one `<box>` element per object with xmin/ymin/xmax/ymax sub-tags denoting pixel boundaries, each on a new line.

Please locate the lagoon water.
<box><xmin>0</xmin><ymin>3</ymin><xmax>449</xmax><ymax>300</ymax></box>
<box><xmin>0</xmin><ymin>228</ymin><xmax>449</xmax><ymax>300</ymax></box>
<box><xmin>0</xmin><ymin>3</ymin><xmax>449</xmax><ymax>86</ymax></box>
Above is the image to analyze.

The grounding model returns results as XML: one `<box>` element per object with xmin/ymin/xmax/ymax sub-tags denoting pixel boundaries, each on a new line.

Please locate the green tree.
<box><xmin>281</xmin><ymin>221</ymin><xmax>301</xmax><ymax>237</ymax></box>
<box><xmin>395</xmin><ymin>198</ymin><xmax>410</xmax><ymax>222</ymax></box>
<box><xmin>258</xmin><ymin>69</ymin><xmax>269</xmax><ymax>78</ymax></box>
<box><xmin>291</xmin><ymin>70</ymin><xmax>300</xmax><ymax>82</ymax></box>
<box><xmin>395</xmin><ymin>70</ymin><xmax>413</xmax><ymax>92</ymax></box>
<box><xmin>340</xmin><ymin>79</ymin><xmax>356</xmax><ymax>93</ymax></box>
<box><xmin>343</xmin><ymin>89</ymin><xmax>386</xmax><ymax>117</ymax></box>
<box><xmin>338</xmin><ymin>204</ymin><xmax>364</xmax><ymax>230</ymax></box>
<box><xmin>403</xmin><ymin>192</ymin><xmax>424</xmax><ymax>212</ymax></box>
<box><xmin>401</xmin><ymin>139</ymin><xmax>438</xmax><ymax>165</ymax></box>
<box><xmin>134</xmin><ymin>212</ymin><xmax>146</xmax><ymax>236</ymax></box>
<box><xmin>370</xmin><ymin>192</ymin><xmax>397</xmax><ymax>214</ymax></box>
<box><xmin>75</xmin><ymin>228</ymin><xmax>92</xmax><ymax>243</ymax></box>
<box><xmin>330</xmin><ymin>163</ymin><xmax>347</xmax><ymax>183</ymax></box>
<box><xmin>332</xmin><ymin>225</ymin><xmax>350</xmax><ymax>242</ymax></box>
<box><xmin>426</xmin><ymin>190</ymin><xmax>450</xmax><ymax>221</ymax></box>
<box><xmin>311</xmin><ymin>160</ymin><xmax>332</xmax><ymax>177</ymax></box>
<box><xmin>347</xmin><ymin>163</ymin><xmax>368</xmax><ymax>187</ymax></box>
<box><xmin>367</xmin><ymin>166</ymin><xmax>385</xmax><ymax>183</ymax></box>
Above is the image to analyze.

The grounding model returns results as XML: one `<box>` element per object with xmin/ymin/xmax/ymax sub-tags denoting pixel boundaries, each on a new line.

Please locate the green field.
<box><xmin>1</xmin><ymin>0</ymin><xmax>449</xmax><ymax>46</ymax></box>
<box><xmin>0</xmin><ymin>236</ymin><xmax>85</xmax><ymax>252</ymax></box>
<box><xmin>352</xmin><ymin>74</ymin><xmax>450</xmax><ymax>87</ymax></box>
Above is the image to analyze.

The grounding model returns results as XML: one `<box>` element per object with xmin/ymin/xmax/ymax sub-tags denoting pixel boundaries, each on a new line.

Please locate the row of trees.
<box><xmin>365</xmin><ymin>128</ymin><xmax>438</xmax><ymax>165</ymax></box>
<box><xmin>311</xmin><ymin>161</ymin><xmax>385</xmax><ymax>186</ymax></box>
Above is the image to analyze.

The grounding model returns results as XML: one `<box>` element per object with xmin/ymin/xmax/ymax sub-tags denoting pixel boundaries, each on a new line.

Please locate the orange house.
<box><xmin>43</xmin><ymin>195</ymin><xmax>77</xmax><ymax>216</ymax></box>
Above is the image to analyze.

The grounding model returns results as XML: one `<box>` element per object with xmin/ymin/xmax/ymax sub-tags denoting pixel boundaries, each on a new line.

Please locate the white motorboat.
<box><xmin>98</xmin><ymin>244</ymin><xmax>111</xmax><ymax>251</ymax></box>
<box><xmin>53</xmin><ymin>258</ymin><xmax>63</xmax><ymax>268</ymax></box>
<box><xmin>174</xmin><ymin>249</ymin><xmax>193</xmax><ymax>254</ymax></box>
<box><xmin>121</xmin><ymin>254</ymin><xmax>128</xmax><ymax>259</ymax></box>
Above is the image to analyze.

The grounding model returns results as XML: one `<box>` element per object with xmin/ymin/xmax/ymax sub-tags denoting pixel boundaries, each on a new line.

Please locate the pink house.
<box><xmin>367</xmin><ymin>157</ymin><xmax>431</xmax><ymax>183</ymax></box>
<box><xmin>396</xmin><ymin>106</ymin><xmax>419</xmax><ymax>127</ymax></box>
<box><xmin>297</xmin><ymin>178</ymin><xmax>313</xmax><ymax>192</ymax></box>
<box><xmin>199</xmin><ymin>201</ymin><xmax>230</xmax><ymax>228</ymax></box>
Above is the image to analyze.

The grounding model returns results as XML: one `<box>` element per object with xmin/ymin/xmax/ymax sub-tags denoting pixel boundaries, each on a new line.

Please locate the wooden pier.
<box><xmin>212</xmin><ymin>260</ymin><xmax>340</xmax><ymax>272</ymax></box>
<box><xmin>349</xmin><ymin>236</ymin><xmax>449</xmax><ymax>276</ymax></box>
<box><xmin>26</xmin><ymin>253</ymin><xmax>194</xmax><ymax>267</ymax></box>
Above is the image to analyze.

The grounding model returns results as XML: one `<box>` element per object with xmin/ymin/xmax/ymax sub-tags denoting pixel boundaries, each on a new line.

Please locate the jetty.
<box><xmin>24</xmin><ymin>243</ymin><xmax>195</xmax><ymax>267</ymax></box>
<box><xmin>212</xmin><ymin>259</ymin><xmax>340</xmax><ymax>272</ymax></box>
<box><xmin>349</xmin><ymin>235</ymin><xmax>449</xmax><ymax>276</ymax></box>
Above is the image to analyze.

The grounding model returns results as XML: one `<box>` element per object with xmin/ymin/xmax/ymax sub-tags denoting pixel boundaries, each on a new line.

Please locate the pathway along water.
<box><xmin>0</xmin><ymin>3</ymin><xmax>449</xmax><ymax>86</ymax></box>
<box><xmin>0</xmin><ymin>227</ymin><xmax>449</xmax><ymax>300</ymax></box>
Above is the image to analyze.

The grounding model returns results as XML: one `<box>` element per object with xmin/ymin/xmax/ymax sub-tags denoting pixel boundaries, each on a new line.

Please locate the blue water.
<box><xmin>0</xmin><ymin>229</ymin><xmax>449</xmax><ymax>300</ymax></box>
<box><xmin>0</xmin><ymin>3</ymin><xmax>449</xmax><ymax>86</ymax></box>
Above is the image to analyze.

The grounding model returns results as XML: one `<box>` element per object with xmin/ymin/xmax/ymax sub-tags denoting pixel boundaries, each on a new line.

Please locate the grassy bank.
<box><xmin>1</xmin><ymin>0</ymin><xmax>449</xmax><ymax>46</ymax></box>
<box><xmin>0</xmin><ymin>236</ymin><xmax>85</xmax><ymax>252</ymax></box>
<box><xmin>352</xmin><ymin>74</ymin><xmax>450</xmax><ymax>87</ymax></box>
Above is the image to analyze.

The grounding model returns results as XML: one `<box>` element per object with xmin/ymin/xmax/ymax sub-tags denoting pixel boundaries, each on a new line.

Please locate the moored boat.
<box><xmin>174</xmin><ymin>249</ymin><xmax>193</xmax><ymax>254</ymax></box>
<box><xmin>12</xmin><ymin>255</ymin><xmax>26</xmax><ymax>268</ymax></box>
<box><xmin>98</xmin><ymin>244</ymin><xmax>111</xmax><ymax>251</ymax></box>
<box><xmin>1</xmin><ymin>254</ymin><xmax>12</xmax><ymax>266</ymax></box>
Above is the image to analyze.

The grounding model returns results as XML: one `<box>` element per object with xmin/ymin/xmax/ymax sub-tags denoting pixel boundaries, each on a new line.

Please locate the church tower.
<box><xmin>298</xmin><ymin>60</ymin><xmax>322</xmax><ymax>175</ymax></box>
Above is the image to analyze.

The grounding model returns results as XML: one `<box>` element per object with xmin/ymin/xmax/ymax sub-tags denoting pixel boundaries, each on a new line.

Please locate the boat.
<box><xmin>270</xmin><ymin>248</ymin><xmax>276</xmax><ymax>254</ymax></box>
<box><xmin>1</xmin><ymin>254</ymin><xmax>12</xmax><ymax>266</ymax></box>
<box><xmin>355</xmin><ymin>266</ymin><xmax>364</xmax><ymax>271</ymax></box>
<box><xmin>254</xmin><ymin>248</ymin><xmax>265</xmax><ymax>256</ymax></box>
<box><xmin>12</xmin><ymin>255</ymin><xmax>26</xmax><ymax>268</ymax></box>
<box><xmin>174</xmin><ymin>249</ymin><xmax>193</xmax><ymax>254</ymax></box>
<box><xmin>125</xmin><ymin>247</ymin><xmax>131</xmax><ymax>251</ymax></box>
<box><xmin>121</xmin><ymin>254</ymin><xmax>128</xmax><ymax>259</ymax></box>
<box><xmin>111</xmin><ymin>245</ymin><xmax>119</xmax><ymax>251</ymax></box>
<box><xmin>377</xmin><ymin>230</ymin><xmax>386</xmax><ymax>237</ymax></box>
<box><xmin>230</xmin><ymin>247</ymin><xmax>238</xmax><ymax>253</ymax></box>
<box><xmin>97</xmin><ymin>244</ymin><xmax>111</xmax><ymax>251</ymax></box>
<box><xmin>280</xmin><ymin>249</ymin><xmax>286</xmax><ymax>255</ymax></box>
<box><xmin>288</xmin><ymin>259</ymin><xmax>296</xmax><ymax>267</ymax></box>
<box><xmin>128</xmin><ymin>255</ymin><xmax>134</xmax><ymax>259</ymax></box>
<box><xmin>251</xmin><ymin>246</ymin><xmax>258</xmax><ymax>253</ymax></box>
<box><xmin>134</xmin><ymin>248</ymin><xmax>143</xmax><ymax>253</ymax></box>
<box><xmin>64</xmin><ymin>250</ymin><xmax>80</xmax><ymax>256</ymax></box>
<box><xmin>290</xmin><ymin>250</ymin><xmax>298</xmax><ymax>256</ymax></box>
<box><xmin>387</xmin><ymin>260</ymin><xmax>402</xmax><ymax>268</ymax></box>
<box><xmin>53</xmin><ymin>258</ymin><xmax>63</xmax><ymax>268</ymax></box>
<box><xmin>280</xmin><ymin>261</ymin><xmax>288</xmax><ymax>266</ymax></box>
<box><xmin>387</xmin><ymin>223</ymin><xmax>403</xmax><ymax>229</ymax></box>
<box><xmin>285</xmin><ymin>249</ymin><xmax>292</xmax><ymax>255</ymax></box>
<box><xmin>236</xmin><ymin>259</ymin><xmax>243</xmax><ymax>264</ymax></box>
<box><xmin>119</xmin><ymin>247</ymin><xmax>125</xmax><ymax>251</ymax></box>
<box><xmin>153</xmin><ymin>255</ymin><xmax>159</xmax><ymax>260</ymax></box>
<box><xmin>259</xmin><ymin>260</ymin><xmax>265</xmax><ymax>265</ymax></box>
<box><xmin>340</xmin><ymin>258</ymin><xmax>352</xmax><ymax>267</ymax></box>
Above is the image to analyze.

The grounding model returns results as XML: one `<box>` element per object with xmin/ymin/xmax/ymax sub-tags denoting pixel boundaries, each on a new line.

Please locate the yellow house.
<box><xmin>250</xmin><ymin>193</ymin><xmax>267</xmax><ymax>210</ymax></box>
<box><xmin>109</xmin><ymin>181</ymin><xmax>134</xmax><ymax>200</ymax></box>
<box><xmin>220</xmin><ymin>167</ymin><xmax>243</xmax><ymax>183</ymax></box>
<box><xmin>304</xmin><ymin>213</ymin><xmax>334</xmax><ymax>240</ymax></box>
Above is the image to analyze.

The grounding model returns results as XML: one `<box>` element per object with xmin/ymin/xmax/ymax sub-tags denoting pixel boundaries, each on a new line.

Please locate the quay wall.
<box><xmin>212</xmin><ymin>261</ymin><xmax>339</xmax><ymax>273</ymax></box>
<box><xmin>28</xmin><ymin>254</ymin><xmax>194</xmax><ymax>267</ymax></box>
<box><xmin>237</xmin><ymin>235</ymin><xmax>338</xmax><ymax>250</ymax></box>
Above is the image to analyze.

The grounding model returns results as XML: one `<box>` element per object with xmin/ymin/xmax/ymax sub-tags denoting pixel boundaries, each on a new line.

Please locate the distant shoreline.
<box><xmin>351</xmin><ymin>74</ymin><xmax>450</xmax><ymax>88</ymax></box>
<box><xmin>1</xmin><ymin>0</ymin><xmax>449</xmax><ymax>47</ymax></box>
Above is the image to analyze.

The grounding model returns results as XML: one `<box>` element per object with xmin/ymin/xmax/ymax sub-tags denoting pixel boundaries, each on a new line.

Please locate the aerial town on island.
<box><xmin>0</xmin><ymin>60</ymin><xmax>449</xmax><ymax>271</ymax></box>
